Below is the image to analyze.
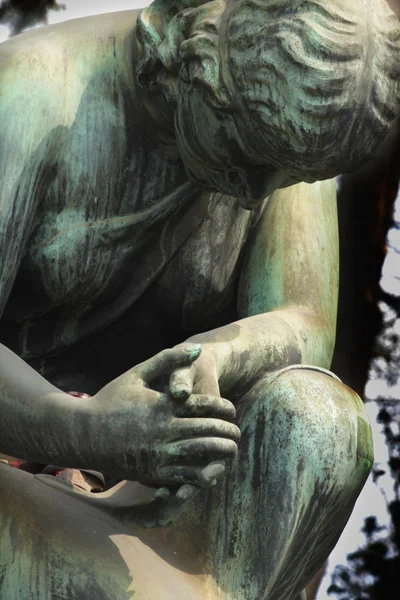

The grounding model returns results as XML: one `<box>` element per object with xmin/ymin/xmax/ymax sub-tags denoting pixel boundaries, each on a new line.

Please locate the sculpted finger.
<box><xmin>133</xmin><ymin>461</ymin><xmax>226</xmax><ymax>528</ymax></box>
<box><xmin>169</xmin><ymin>367</ymin><xmax>194</xmax><ymax>401</ymax></box>
<box><xmin>146</xmin><ymin>484</ymin><xmax>201</xmax><ymax>528</ymax></box>
<box><xmin>139</xmin><ymin>344</ymin><xmax>202</xmax><ymax>381</ymax></box>
<box><xmin>170</xmin><ymin>418</ymin><xmax>240</xmax><ymax>442</ymax></box>
<box><xmin>157</xmin><ymin>460</ymin><xmax>226</xmax><ymax>488</ymax></box>
<box><xmin>153</xmin><ymin>487</ymin><xmax>171</xmax><ymax>500</ymax></box>
<box><xmin>129</xmin><ymin>485</ymin><xmax>196</xmax><ymax>528</ymax></box>
<box><xmin>175</xmin><ymin>394</ymin><xmax>236</xmax><ymax>420</ymax></box>
<box><xmin>166</xmin><ymin>437</ymin><xmax>238</xmax><ymax>463</ymax></box>
<box><xmin>199</xmin><ymin>460</ymin><xmax>226</xmax><ymax>487</ymax></box>
<box><xmin>175</xmin><ymin>484</ymin><xmax>199</xmax><ymax>502</ymax></box>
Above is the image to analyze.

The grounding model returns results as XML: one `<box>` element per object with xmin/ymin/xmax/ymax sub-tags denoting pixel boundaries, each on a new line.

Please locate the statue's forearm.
<box><xmin>222</xmin><ymin>179</ymin><xmax>339</xmax><ymax>398</ymax></box>
<box><xmin>186</xmin><ymin>307</ymin><xmax>335</xmax><ymax>397</ymax></box>
<box><xmin>0</xmin><ymin>343</ymin><xmax>98</xmax><ymax>467</ymax></box>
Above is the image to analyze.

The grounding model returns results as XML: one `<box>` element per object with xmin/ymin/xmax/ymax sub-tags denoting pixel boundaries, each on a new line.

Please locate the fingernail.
<box><xmin>202</xmin><ymin>462</ymin><xmax>225</xmax><ymax>478</ymax></box>
<box><xmin>176</xmin><ymin>484</ymin><xmax>197</xmax><ymax>503</ymax></box>
<box><xmin>172</xmin><ymin>384</ymin><xmax>191</xmax><ymax>400</ymax></box>
<box><xmin>200</xmin><ymin>462</ymin><xmax>226</xmax><ymax>486</ymax></box>
<box><xmin>184</xmin><ymin>344</ymin><xmax>201</xmax><ymax>358</ymax></box>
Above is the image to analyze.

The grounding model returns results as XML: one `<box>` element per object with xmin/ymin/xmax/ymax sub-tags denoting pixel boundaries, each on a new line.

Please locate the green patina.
<box><xmin>0</xmin><ymin>1</ymin><xmax>398</xmax><ymax>598</ymax></box>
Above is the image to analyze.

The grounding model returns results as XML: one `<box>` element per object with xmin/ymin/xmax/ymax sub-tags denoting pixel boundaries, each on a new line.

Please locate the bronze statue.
<box><xmin>0</xmin><ymin>1</ymin><xmax>399</xmax><ymax>598</ymax></box>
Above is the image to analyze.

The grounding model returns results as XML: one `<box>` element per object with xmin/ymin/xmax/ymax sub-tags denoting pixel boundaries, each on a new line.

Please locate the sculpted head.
<box><xmin>137</xmin><ymin>0</ymin><xmax>400</xmax><ymax>207</ymax></box>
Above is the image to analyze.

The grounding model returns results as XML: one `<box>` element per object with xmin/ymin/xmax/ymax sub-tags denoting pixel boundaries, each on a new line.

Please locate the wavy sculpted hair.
<box><xmin>136</xmin><ymin>0</ymin><xmax>400</xmax><ymax>183</ymax></box>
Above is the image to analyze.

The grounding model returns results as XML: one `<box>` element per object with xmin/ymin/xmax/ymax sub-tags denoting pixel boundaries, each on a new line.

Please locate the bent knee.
<box><xmin>245</xmin><ymin>366</ymin><xmax>373</xmax><ymax>477</ymax></box>
<box><xmin>266</xmin><ymin>366</ymin><xmax>364</xmax><ymax>417</ymax></box>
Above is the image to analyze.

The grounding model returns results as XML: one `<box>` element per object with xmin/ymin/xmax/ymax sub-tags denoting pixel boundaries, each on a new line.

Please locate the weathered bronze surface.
<box><xmin>0</xmin><ymin>1</ymin><xmax>398</xmax><ymax>598</ymax></box>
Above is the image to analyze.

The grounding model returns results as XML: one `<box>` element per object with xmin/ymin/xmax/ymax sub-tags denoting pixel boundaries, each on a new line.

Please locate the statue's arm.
<box><xmin>183</xmin><ymin>180</ymin><xmax>338</xmax><ymax>396</ymax></box>
<box><xmin>0</xmin><ymin>343</ymin><xmax>98</xmax><ymax>463</ymax></box>
<box><xmin>0</xmin><ymin>48</ymin><xmax>239</xmax><ymax>484</ymax></box>
<box><xmin>0</xmin><ymin>55</ymin><xmax>103</xmax><ymax>466</ymax></box>
<box><xmin>238</xmin><ymin>178</ymin><xmax>338</xmax><ymax>368</ymax></box>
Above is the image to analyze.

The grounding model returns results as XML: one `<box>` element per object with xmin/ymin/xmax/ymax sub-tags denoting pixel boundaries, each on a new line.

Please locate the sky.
<box><xmin>0</xmin><ymin>2</ymin><xmax>396</xmax><ymax>599</ymax></box>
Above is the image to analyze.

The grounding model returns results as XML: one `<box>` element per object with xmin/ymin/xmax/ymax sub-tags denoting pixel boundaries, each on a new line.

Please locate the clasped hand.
<box><xmin>95</xmin><ymin>344</ymin><xmax>240</xmax><ymax>493</ymax></box>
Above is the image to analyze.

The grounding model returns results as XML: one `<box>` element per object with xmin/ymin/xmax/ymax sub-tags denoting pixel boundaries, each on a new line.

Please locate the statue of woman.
<box><xmin>0</xmin><ymin>1</ymin><xmax>398</xmax><ymax>598</ymax></box>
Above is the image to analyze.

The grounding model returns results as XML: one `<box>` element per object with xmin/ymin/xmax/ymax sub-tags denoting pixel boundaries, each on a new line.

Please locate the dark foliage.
<box><xmin>0</xmin><ymin>0</ymin><xmax>65</xmax><ymax>37</ymax></box>
<box><xmin>328</xmin><ymin>439</ymin><xmax>400</xmax><ymax>599</ymax></box>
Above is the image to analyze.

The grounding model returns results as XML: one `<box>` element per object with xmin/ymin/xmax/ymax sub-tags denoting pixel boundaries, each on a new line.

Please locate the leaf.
<box><xmin>327</xmin><ymin>584</ymin><xmax>346</xmax><ymax>594</ymax></box>
<box><xmin>372</xmin><ymin>468</ymin><xmax>386</xmax><ymax>483</ymax></box>
<box><xmin>377</xmin><ymin>408</ymin><xmax>392</xmax><ymax>424</ymax></box>
<box><xmin>389</xmin><ymin>457</ymin><xmax>400</xmax><ymax>472</ymax></box>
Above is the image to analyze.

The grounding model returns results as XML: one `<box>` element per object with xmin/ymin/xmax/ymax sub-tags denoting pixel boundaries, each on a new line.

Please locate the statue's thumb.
<box><xmin>169</xmin><ymin>365</ymin><xmax>194</xmax><ymax>401</ymax></box>
<box><xmin>183</xmin><ymin>344</ymin><xmax>202</xmax><ymax>361</ymax></box>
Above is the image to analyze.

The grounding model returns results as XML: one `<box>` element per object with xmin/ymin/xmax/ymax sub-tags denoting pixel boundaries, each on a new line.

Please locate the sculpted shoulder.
<box><xmin>0</xmin><ymin>10</ymin><xmax>144</xmax><ymax>319</ymax></box>
<box><xmin>0</xmin><ymin>10</ymin><xmax>139</xmax><ymax>133</ymax></box>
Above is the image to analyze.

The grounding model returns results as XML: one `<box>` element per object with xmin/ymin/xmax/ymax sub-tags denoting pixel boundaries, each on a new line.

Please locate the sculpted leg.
<box><xmin>0</xmin><ymin>465</ymin><xmax>139</xmax><ymax>600</ymax></box>
<box><xmin>190</xmin><ymin>366</ymin><xmax>373</xmax><ymax>600</ymax></box>
<box><xmin>0</xmin><ymin>367</ymin><xmax>373</xmax><ymax>600</ymax></box>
